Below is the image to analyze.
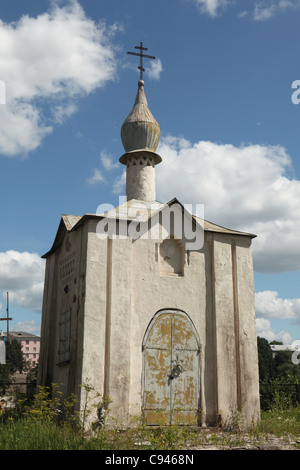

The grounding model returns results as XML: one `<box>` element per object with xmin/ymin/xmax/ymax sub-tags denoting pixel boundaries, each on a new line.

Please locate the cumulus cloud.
<box><xmin>111</xmin><ymin>135</ymin><xmax>300</xmax><ymax>335</ymax></box>
<box><xmin>256</xmin><ymin>317</ymin><xmax>293</xmax><ymax>343</ymax></box>
<box><xmin>152</xmin><ymin>136</ymin><xmax>300</xmax><ymax>273</ymax></box>
<box><xmin>0</xmin><ymin>0</ymin><xmax>118</xmax><ymax>156</ymax></box>
<box><xmin>0</xmin><ymin>251</ymin><xmax>45</xmax><ymax>313</ymax></box>
<box><xmin>255</xmin><ymin>291</ymin><xmax>300</xmax><ymax>321</ymax></box>
<box><xmin>255</xmin><ymin>291</ymin><xmax>300</xmax><ymax>342</ymax></box>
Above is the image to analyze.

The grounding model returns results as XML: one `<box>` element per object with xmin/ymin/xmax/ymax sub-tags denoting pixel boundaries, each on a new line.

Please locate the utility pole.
<box><xmin>0</xmin><ymin>292</ymin><xmax>13</xmax><ymax>342</ymax></box>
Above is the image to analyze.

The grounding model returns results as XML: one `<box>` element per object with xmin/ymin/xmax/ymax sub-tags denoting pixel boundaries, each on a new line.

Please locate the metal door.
<box><xmin>142</xmin><ymin>310</ymin><xmax>200</xmax><ymax>425</ymax></box>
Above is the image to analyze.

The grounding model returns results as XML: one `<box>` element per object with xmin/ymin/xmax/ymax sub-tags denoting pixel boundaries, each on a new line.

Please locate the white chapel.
<box><xmin>38</xmin><ymin>53</ymin><xmax>260</xmax><ymax>428</ymax></box>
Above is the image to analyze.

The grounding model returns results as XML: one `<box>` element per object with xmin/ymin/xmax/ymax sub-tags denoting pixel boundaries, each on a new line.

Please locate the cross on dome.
<box><xmin>127</xmin><ymin>42</ymin><xmax>156</xmax><ymax>81</ymax></box>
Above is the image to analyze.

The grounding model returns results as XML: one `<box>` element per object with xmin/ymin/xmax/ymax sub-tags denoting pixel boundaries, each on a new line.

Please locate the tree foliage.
<box><xmin>6</xmin><ymin>339</ymin><xmax>25</xmax><ymax>374</ymax></box>
<box><xmin>257</xmin><ymin>336</ymin><xmax>273</xmax><ymax>382</ymax></box>
<box><xmin>0</xmin><ymin>364</ymin><xmax>12</xmax><ymax>395</ymax></box>
<box><xmin>257</xmin><ymin>337</ymin><xmax>300</xmax><ymax>382</ymax></box>
<box><xmin>0</xmin><ymin>339</ymin><xmax>25</xmax><ymax>393</ymax></box>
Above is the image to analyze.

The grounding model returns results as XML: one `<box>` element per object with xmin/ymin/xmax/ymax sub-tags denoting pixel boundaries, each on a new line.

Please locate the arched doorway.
<box><xmin>142</xmin><ymin>309</ymin><xmax>201</xmax><ymax>425</ymax></box>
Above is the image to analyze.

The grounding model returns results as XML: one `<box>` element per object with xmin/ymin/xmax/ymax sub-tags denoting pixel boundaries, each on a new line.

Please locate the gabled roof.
<box><xmin>42</xmin><ymin>215</ymin><xmax>82</xmax><ymax>259</ymax></box>
<box><xmin>42</xmin><ymin>198</ymin><xmax>256</xmax><ymax>258</ymax></box>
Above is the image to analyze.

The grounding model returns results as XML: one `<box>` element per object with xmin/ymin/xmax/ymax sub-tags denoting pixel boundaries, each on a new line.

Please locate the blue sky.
<box><xmin>0</xmin><ymin>0</ymin><xmax>300</xmax><ymax>344</ymax></box>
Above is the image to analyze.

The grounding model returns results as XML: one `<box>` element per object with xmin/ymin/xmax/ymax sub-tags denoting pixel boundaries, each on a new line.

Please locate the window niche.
<box><xmin>58</xmin><ymin>308</ymin><xmax>71</xmax><ymax>363</ymax></box>
<box><xmin>159</xmin><ymin>237</ymin><xmax>184</xmax><ymax>277</ymax></box>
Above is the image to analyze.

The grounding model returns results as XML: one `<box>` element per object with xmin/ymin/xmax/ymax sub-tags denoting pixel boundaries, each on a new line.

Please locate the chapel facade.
<box><xmin>38</xmin><ymin>74</ymin><xmax>260</xmax><ymax>428</ymax></box>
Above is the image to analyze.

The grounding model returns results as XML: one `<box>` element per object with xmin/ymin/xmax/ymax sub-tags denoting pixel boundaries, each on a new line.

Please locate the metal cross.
<box><xmin>127</xmin><ymin>42</ymin><xmax>156</xmax><ymax>81</ymax></box>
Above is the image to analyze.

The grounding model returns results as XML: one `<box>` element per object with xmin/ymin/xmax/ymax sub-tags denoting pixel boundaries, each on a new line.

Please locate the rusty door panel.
<box><xmin>145</xmin><ymin>313</ymin><xmax>172</xmax><ymax>349</ymax></box>
<box><xmin>143</xmin><ymin>310</ymin><xmax>200</xmax><ymax>425</ymax></box>
<box><xmin>172</xmin><ymin>314</ymin><xmax>199</xmax><ymax>350</ymax></box>
<box><xmin>144</xmin><ymin>349</ymin><xmax>170</xmax><ymax>408</ymax></box>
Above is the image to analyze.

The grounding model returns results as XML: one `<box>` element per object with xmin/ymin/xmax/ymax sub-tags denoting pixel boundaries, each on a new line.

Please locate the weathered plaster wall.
<box><xmin>82</xmin><ymin>216</ymin><xmax>259</xmax><ymax>427</ymax></box>
<box><xmin>39</xmin><ymin>216</ymin><xmax>259</xmax><ymax>429</ymax></box>
<box><xmin>38</xmin><ymin>224</ymin><xmax>88</xmax><ymax>402</ymax></box>
<box><xmin>80</xmin><ymin>220</ymin><xmax>107</xmax><ymax>398</ymax></box>
<box><xmin>236</xmin><ymin>239</ymin><xmax>260</xmax><ymax>425</ymax></box>
<box><xmin>127</xmin><ymin>235</ymin><xmax>207</xmax><ymax>423</ymax></box>
<box><xmin>213</xmin><ymin>236</ymin><xmax>238</xmax><ymax>420</ymax></box>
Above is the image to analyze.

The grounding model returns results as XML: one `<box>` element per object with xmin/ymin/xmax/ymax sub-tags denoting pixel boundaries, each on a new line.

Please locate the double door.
<box><xmin>142</xmin><ymin>310</ymin><xmax>200</xmax><ymax>425</ymax></box>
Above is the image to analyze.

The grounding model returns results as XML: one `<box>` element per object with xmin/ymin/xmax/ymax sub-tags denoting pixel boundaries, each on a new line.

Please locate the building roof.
<box><xmin>3</xmin><ymin>331</ymin><xmax>40</xmax><ymax>341</ymax></box>
<box><xmin>42</xmin><ymin>197</ymin><xmax>256</xmax><ymax>258</ymax></box>
<box><xmin>270</xmin><ymin>344</ymin><xmax>300</xmax><ymax>352</ymax></box>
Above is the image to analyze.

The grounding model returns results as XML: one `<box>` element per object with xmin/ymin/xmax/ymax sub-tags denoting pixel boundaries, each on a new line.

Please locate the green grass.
<box><xmin>259</xmin><ymin>404</ymin><xmax>300</xmax><ymax>436</ymax></box>
<box><xmin>0</xmin><ymin>382</ymin><xmax>299</xmax><ymax>450</ymax></box>
<box><xmin>0</xmin><ymin>407</ymin><xmax>299</xmax><ymax>450</ymax></box>
<box><xmin>0</xmin><ymin>418</ymin><xmax>83</xmax><ymax>450</ymax></box>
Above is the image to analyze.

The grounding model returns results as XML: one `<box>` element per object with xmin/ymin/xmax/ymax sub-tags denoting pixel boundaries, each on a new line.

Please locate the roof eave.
<box><xmin>42</xmin><ymin>199</ymin><xmax>256</xmax><ymax>259</ymax></box>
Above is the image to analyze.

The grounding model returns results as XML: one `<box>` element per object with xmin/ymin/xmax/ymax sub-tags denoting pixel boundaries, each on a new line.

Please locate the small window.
<box><xmin>58</xmin><ymin>309</ymin><xmax>71</xmax><ymax>363</ymax></box>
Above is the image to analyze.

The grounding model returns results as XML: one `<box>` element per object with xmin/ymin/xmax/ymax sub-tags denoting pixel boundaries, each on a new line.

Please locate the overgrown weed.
<box><xmin>0</xmin><ymin>381</ymin><xmax>299</xmax><ymax>450</ymax></box>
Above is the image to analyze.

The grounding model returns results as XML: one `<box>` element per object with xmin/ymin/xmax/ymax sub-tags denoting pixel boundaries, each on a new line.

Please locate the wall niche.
<box><xmin>159</xmin><ymin>237</ymin><xmax>184</xmax><ymax>277</ymax></box>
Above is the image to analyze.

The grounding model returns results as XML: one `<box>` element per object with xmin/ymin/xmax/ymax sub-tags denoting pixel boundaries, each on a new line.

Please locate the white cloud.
<box><xmin>100</xmin><ymin>151</ymin><xmax>119</xmax><ymax>171</ymax></box>
<box><xmin>254</xmin><ymin>2</ymin><xmax>277</xmax><ymax>20</ymax></box>
<box><xmin>52</xmin><ymin>103</ymin><xmax>78</xmax><ymax>125</ymax></box>
<box><xmin>12</xmin><ymin>319</ymin><xmax>41</xmax><ymax>336</ymax></box>
<box><xmin>253</xmin><ymin>0</ymin><xmax>298</xmax><ymax>20</ymax></box>
<box><xmin>125</xmin><ymin>57</ymin><xmax>163</xmax><ymax>82</ymax></box>
<box><xmin>0</xmin><ymin>251</ymin><xmax>45</xmax><ymax>313</ymax></box>
<box><xmin>113</xmin><ymin>169</ymin><xmax>126</xmax><ymax>195</ymax></box>
<box><xmin>87</xmin><ymin>150</ymin><xmax>120</xmax><ymax>185</ymax></box>
<box><xmin>87</xmin><ymin>168</ymin><xmax>106</xmax><ymax>185</ymax></box>
<box><xmin>256</xmin><ymin>317</ymin><xmax>293</xmax><ymax>343</ymax></box>
<box><xmin>153</xmin><ymin>136</ymin><xmax>300</xmax><ymax>273</ymax></box>
<box><xmin>238</xmin><ymin>11</ymin><xmax>248</xmax><ymax>18</ymax></box>
<box><xmin>188</xmin><ymin>0</ymin><xmax>299</xmax><ymax>19</ymax></box>
<box><xmin>0</xmin><ymin>0</ymin><xmax>118</xmax><ymax>156</ymax></box>
<box><xmin>147</xmin><ymin>59</ymin><xmax>163</xmax><ymax>81</ymax></box>
<box><xmin>255</xmin><ymin>291</ymin><xmax>300</xmax><ymax>321</ymax></box>
<box><xmin>191</xmin><ymin>0</ymin><xmax>230</xmax><ymax>17</ymax></box>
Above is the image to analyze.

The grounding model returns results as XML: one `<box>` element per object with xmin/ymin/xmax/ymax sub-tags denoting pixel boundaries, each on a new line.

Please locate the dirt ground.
<box><xmin>182</xmin><ymin>429</ymin><xmax>300</xmax><ymax>450</ymax></box>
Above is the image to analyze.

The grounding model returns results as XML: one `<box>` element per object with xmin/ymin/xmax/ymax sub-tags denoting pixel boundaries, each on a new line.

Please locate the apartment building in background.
<box><xmin>0</xmin><ymin>331</ymin><xmax>40</xmax><ymax>366</ymax></box>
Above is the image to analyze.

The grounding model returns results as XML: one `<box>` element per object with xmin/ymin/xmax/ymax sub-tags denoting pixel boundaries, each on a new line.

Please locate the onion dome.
<box><xmin>120</xmin><ymin>80</ymin><xmax>161</xmax><ymax>165</ymax></box>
